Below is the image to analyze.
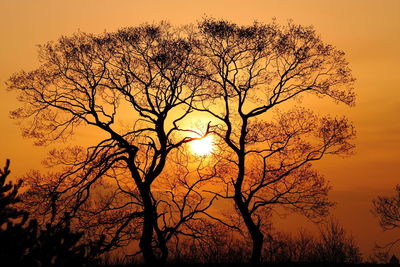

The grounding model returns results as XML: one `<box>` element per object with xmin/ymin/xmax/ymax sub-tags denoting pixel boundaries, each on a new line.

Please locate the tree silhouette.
<box><xmin>7</xmin><ymin>23</ymin><xmax>212</xmax><ymax>263</ymax></box>
<box><xmin>314</xmin><ymin>218</ymin><xmax>361</xmax><ymax>263</ymax></box>
<box><xmin>0</xmin><ymin>159</ymin><xmax>27</xmax><ymax>226</ymax></box>
<box><xmin>0</xmin><ymin>159</ymin><xmax>29</xmax><ymax>265</ymax></box>
<box><xmin>373</xmin><ymin>185</ymin><xmax>400</xmax><ymax>231</ymax></box>
<box><xmin>24</xmin><ymin>213</ymin><xmax>104</xmax><ymax>267</ymax></box>
<box><xmin>193</xmin><ymin>18</ymin><xmax>355</xmax><ymax>264</ymax></box>
<box><xmin>372</xmin><ymin>185</ymin><xmax>400</xmax><ymax>254</ymax></box>
<box><xmin>0</xmin><ymin>159</ymin><xmax>104</xmax><ymax>266</ymax></box>
<box><xmin>8</xmin><ymin>19</ymin><xmax>357</xmax><ymax>264</ymax></box>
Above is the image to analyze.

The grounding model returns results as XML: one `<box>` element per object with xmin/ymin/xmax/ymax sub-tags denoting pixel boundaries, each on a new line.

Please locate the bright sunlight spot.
<box><xmin>189</xmin><ymin>135</ymin><xmax>214</xmax><ymax>156</ymax></box>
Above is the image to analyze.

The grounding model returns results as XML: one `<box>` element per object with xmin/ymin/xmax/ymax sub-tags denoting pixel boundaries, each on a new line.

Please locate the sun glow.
<box><xmin>189</xmin><ymin>135</ymin><xmax>214</xmax><ymax>156</ymax></box>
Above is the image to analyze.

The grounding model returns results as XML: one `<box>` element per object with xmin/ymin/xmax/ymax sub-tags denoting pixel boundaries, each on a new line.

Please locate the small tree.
<box><xmin>0</xmin><ymin>160</ymin><xmax>103</xmax><ymax>266</ymax></box>
<box><xmin>372</xmin><ymin>185</ymin><xmax>400</xmax><ymax>255</ymax></box>
<box><xmin>25</xmin><ymin>213</ymin><xmax>104</xmax><ymax>267</ymax></box>
<box><xmin>0</xmin><ymin>159</ymin><xmax>27</xmax><ymax>225</ymax></box>
<box><xmin>314</xmin><ymin>218</ymin><xmax>362</xmax><ymax>263</ymax></box>
<box><xmin>0</xmin><ymin>159</ymin><xmax>29</xmax><ymax>265</ymax></box>
<box><xmin>373</xmin><ymin>185</ymin><xmax>400</xmax><ymax>231</ymax></box>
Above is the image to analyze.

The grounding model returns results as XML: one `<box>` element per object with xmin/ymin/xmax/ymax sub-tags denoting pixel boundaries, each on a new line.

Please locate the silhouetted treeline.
<box><xmin>166</xmin><ymin>218</ymin><xmax>361</xmax><ymax>265</ymax></box>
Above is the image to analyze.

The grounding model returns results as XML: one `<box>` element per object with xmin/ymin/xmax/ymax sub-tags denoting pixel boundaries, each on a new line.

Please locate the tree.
<box><xmin>0</xmin><ymin>159</ymin><xmax>27</xmax><ymax>226</ymax></box>
<box><xmin>193</xmin><ymin>18</ymin><xmax>355</xmax><ymax>264</ymax></box>
<box><xmin>7</xmin><ymin>23</ymin><xmax>210</xmax><ymax>264</ymax></box>
<box><xmin>0</xmin><ymin>159</ymin><xmax>29</xmax><ymax>265</ymax></box>
<box><xmin>0</xmin><ymin>159</ymin><xmax>104</xmax><ymax>266</ymax></box>
<box><xmin>373</xmin><ymin>185</ymin><xmax>400</xmax><ymax>231</ymax></box>
<box><xmin>372</xmin><ymin>185</ymin><xmax>400</xmax><ymax>253</ymax></box>
<box><xmin>24</xmin><ymin>213</ymin><xmax>104</xmax><ymax>267</ymax></box>
<box><xmin>314</xmin><ymin>218</ymin><xmax>361</xmax><ymax>263</ymax></box>
<box><xmin>8</xmin><ymin>19</ymin><xmax>356</xmax><ymax>264</ymax></box>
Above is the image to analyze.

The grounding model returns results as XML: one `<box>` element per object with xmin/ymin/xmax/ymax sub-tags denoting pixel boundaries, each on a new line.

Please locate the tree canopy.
<box><xmin>7</xmin><ymin>19</ymin><xmax>356</xmax><ymax>264</ymax></box>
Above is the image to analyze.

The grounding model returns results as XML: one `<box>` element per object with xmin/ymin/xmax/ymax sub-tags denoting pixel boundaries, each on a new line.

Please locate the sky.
<box><xmin>1</xmin><ymin>0</ymin><xmax>399</xmax><ymax>258</ymax></box>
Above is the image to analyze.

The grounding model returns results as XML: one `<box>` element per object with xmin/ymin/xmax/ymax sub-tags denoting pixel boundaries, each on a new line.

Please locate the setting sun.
<box><xmin>189</xmin><ymin>135</ymin><xmax>214</xmax><ymax>156</ymax></box>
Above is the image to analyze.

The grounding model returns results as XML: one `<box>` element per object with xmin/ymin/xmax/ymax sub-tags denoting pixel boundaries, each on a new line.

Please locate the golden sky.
<box><xmin>1</xmin><ymin>0</ymin><xmax>399</xmax><ymax>257</ymax></box>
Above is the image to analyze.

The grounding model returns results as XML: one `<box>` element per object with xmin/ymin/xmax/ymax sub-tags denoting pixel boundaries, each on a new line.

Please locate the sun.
<box><xmin>189</xmin><ymin>135</ymin><xmax>214</xmax><ymax>156</ymax></box>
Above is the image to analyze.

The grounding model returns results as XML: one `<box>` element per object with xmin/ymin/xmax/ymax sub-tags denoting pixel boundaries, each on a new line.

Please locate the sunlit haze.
<box><xmin>189</xmin><ymin>135</ymin><xmax>214</xmax><ymax>156</ymax></box>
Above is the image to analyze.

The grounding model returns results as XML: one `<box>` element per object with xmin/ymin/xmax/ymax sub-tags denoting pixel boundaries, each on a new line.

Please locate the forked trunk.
<box><xmin>138</xmin><ymin>185</ymin><xmax>170</xmax><ymax>265</ymax></box>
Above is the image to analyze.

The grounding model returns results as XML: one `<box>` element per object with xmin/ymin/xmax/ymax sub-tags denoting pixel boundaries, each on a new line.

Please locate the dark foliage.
<box><xmin>0</xmin><ymin>159</ymin><xmax>104</xmax><ymax>266</ymax></box>
<box><xmin>0</xmin><ymin>159</ymin><xmax>29</xmax><ymax>265</ymax></box>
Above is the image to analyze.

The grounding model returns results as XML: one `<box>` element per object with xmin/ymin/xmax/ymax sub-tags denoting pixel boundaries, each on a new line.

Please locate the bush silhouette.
<box><xmin>0</xmin><ymin>159</ymin><xmax>104</xmax><ymax>266</ymax></box>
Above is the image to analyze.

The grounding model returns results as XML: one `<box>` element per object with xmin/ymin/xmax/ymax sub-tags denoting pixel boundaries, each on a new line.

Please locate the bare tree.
<box><xmin>372</xmin><ymin>185</ymin><xmax>400</xmax><ymax>253</ymax></box>
<box><xmin>373</xmin><ymin>185</ymin><xmax>400</xmax><ymax>231</ymax></box>
<box><xmin>314</xmin><ymin>218</ymin><xmax>362</xmax><ymax>263</ymax></box>
<box><xmin>262</xmin><ymin>219</ymin><xmax>361</xmax><ymax>263</ymax></box>
<box><xmin>7</xmin><ymin>23</ymin><xmax>210</xmax><ymax>264</ymax></box>
<box><xmin>193</xmin><ymin>18</ymin><xmax>356</xmax><ymax>264</ymax></box>
<box><xmin>8</xmin><ymin>19</ymin><xmax>357</xmax><ymax>264</ymax></box>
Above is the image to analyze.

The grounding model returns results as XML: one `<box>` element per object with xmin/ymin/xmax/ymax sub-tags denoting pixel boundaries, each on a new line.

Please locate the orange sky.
<box><xmin>1</xmin><ymin>0</ymin><xmax>399</xmax><ymax>258</ymax></box>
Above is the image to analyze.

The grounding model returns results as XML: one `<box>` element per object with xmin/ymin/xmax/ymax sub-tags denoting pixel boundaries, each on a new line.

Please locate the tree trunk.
<box><xmin>235</xmin><ymin>197</ymin><xmax>264</xmax><ymax>264</ymax></box>
<box><xmin>139</xmin><ymin>188</ymin><xmax>157</xmax><ymax>264</ymax></box>
<box><xmin>250</xmin><ymin>228</ymin><xmax>264</xmax><ymax>264</ymax></box>
<box><xmin>234</xmin><ymin>122</ymin><xmax>264</xmax><ymax>264</ymax></box>
<box><xmin>158</xmin><ymin>238</ymin><xmax>169</xmax><ymax>263</ymax></box>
